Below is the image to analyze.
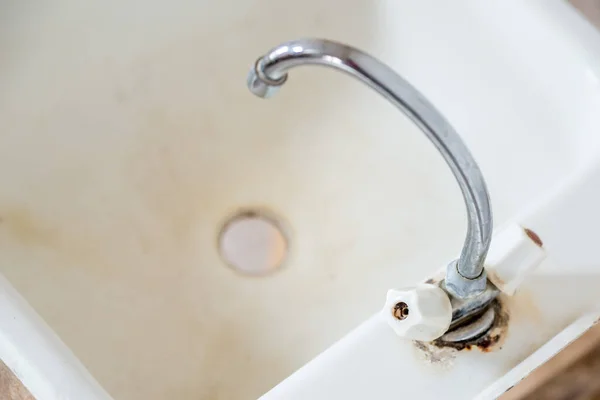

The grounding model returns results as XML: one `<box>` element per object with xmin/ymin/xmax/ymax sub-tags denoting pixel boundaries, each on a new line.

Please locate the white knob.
<box><xmin>485</xmin><ymin>223</ymin><xmax>546</xmax><ymax>295</ymax></box>
<box><xmin>381</xmin><ymin>284</ymin><xmax>452</xmax><ymax>341</ymax></box>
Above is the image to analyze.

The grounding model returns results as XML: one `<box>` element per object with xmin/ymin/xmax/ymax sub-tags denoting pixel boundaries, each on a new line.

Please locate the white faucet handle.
<box><xmin>485</xmin><ymin>223</ymin><xmax>546</xmax><ymax>295</ymax></box>
<box><xmin>381</xmin><ymin>284</ymin><xmax>452</xmax><ymax>341</ymax></box>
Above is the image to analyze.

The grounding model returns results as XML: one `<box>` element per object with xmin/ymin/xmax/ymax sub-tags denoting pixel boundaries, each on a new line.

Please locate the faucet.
<box><xmin>246</xmin><ymin>38</ymin><xmax>492</xmax><ymax>300</ymax></box>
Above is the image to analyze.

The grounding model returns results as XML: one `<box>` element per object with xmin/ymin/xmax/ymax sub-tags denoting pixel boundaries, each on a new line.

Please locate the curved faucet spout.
<box><xmin>247</xmin><ymin>38</ymin><xmax>492</xmax><ymax>298</ymax></box>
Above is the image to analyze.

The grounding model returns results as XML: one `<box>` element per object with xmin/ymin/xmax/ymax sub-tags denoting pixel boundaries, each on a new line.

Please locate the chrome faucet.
<box><xmin>246</xmin><ymin>38</ymin><xmax>492</xmax><ymax>299</ymax></box>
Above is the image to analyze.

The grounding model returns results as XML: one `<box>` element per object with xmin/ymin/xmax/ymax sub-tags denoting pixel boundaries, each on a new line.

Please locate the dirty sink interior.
<box><xmin>0</xmin><ymin>0</ymin><xmax>596</xmax><ymax>399</ymax></box>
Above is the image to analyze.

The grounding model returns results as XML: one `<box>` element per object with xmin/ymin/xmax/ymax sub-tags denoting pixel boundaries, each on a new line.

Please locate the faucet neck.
<box><xmin>248</xmin><ymin>38</ymin><xmax>492</xmax><ymax>298</ymax></box>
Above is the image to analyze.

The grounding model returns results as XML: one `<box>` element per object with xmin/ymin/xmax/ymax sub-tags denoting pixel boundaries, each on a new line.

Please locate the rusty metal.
<box><xmin>441</xmin><ymin>306</ymin><xmax>496</xmax><ymax>342</ymax></box>
<box><xmin>446</xmin><ymin>281</ymin><xmax>500</xmax><ymax>330</ymax></box>
<box><xmin>393</xmin><ymin>302</ymin><xmax>410</xmax><ymax>320</ymax></box>
<box><xmin>431</xmin><ymin>299</ymin><xmax>509</xmax><ymax>352</ymax></box>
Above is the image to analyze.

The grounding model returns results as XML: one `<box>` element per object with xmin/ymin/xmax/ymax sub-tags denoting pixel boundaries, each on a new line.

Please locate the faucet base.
<box><xmin>444</xmin><ymin>259</ymin><xmax>488</xmax><ymax>299</ymax></box>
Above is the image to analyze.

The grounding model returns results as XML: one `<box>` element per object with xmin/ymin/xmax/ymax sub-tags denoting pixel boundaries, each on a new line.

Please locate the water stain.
<box><xmin>0</xmin><ymin>207</ymin><xmax>58</xmax><ymax>248</ymax></box>
<box><xmin>0</xmin><ymin>1</ymin><xmax>396</xmax><ymax>399</ymax></box>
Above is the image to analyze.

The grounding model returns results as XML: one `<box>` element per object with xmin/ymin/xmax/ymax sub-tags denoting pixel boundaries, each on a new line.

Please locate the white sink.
<box><xmin>1</xmin><ymin>0</ymin><xmax>599</xmax><ymax>399</ymax></box>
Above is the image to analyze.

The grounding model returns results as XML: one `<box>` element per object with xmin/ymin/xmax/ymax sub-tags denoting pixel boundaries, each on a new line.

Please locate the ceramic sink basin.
<box><xmin>1</xmin><ymin>0</ymin><xmax>599</xmax><ymax>399</ymax></box>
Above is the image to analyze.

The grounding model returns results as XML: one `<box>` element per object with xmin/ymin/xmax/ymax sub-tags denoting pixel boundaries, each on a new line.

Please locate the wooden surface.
<box><xmin>501</xmin><ymin>323</ymin><xmax>600</xmax><ymax>400</ymax></box>
<box><xmin>0</xmin><ymin>361</ymin><xmax>34</xmax><ymax>400</ymax></box>
<box><xmin>524</xmin><ymin>345</ymin><xmax>600</xmax><ymax>400</ymax></box>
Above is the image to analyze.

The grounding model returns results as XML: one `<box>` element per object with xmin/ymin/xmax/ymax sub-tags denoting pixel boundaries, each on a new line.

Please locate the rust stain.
<box><xmin>524</xmin><ymin>228</ymin><xmax>543</xmax><ymax>247</ymax></box>
<box><xmin>413</xmin><ymin>340</ymin><xmax>457</xmax><ymax>367</ymax></box>
<box><xmin>0</xmin><ymin>204</ymin><xmax>161</xmax><ymax>282</ymax></box>
<box><xmin>393</xmin><ymin>302</ymin><xmax>409</xmax><ymax>320</ymax></box>
<box><xmin>430</xmin><ymin>298</ymin><xmax>509</xmax><ymax>353</ymax></box>
<box><xmin>0</xmin><ymin>207</ymin><xmax>58</xmax><ymax>247</ymax></box>
<box><xmin>487</xmin><ymin>269</ymin><xmax>506</xmax><ymax>290</ymax></box>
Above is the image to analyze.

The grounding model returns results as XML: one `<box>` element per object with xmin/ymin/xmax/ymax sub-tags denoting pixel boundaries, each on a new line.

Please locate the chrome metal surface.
<box><xmin>247</xmin><ymin>38</ymin><xmax>493</xmax><ymax>297</ymax></box>
<box><xmin>440</xmin><ymin>306</ymin><xmax>496</xmax><ymax>342</ymax></box>
<box><xmin>445</xmin><ymin>259</ymin><xmax>489</xmax><ymax>299</ymax></box>
<box><xmin>447</xmin><ymin>280</ymin><xmax>499</xmax><ymax>329</ymax></box>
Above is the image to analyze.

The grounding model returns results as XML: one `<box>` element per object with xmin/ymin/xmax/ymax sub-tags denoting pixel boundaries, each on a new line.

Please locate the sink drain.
<box><xmin>218</xmin><ymin>210</ymin><xmax>288</xmax><ymax>276</ymax></box>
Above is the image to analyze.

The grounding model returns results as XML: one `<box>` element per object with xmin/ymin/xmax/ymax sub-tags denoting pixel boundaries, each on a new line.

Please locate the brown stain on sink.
<box><xmin>414</xmin><ymin>297</ymin><xmax>510</xmax><ymax>367</ymax></box>
<box><xmin>432</xmin><ymin>298</ymin><xmax>509</xmax><ymax>353</ymax></box>
<box><xmin>0</xmin><ymin>111</ymin><xmax>221</xmax><ymax>277</ymax></box>
<box><xmin>0</xmin><ymin>5</ymin><xmax>402</xmax><ymax>397</ymax></box>
<box><xmin>0</xmin><ymin>207</ymin><xmax>58</xmax><ymax>248</ymax></box>
<box><xmin>0</xmin><ymin>204</ymin><xmax>126</xmax><ymax>278</ymax></box>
